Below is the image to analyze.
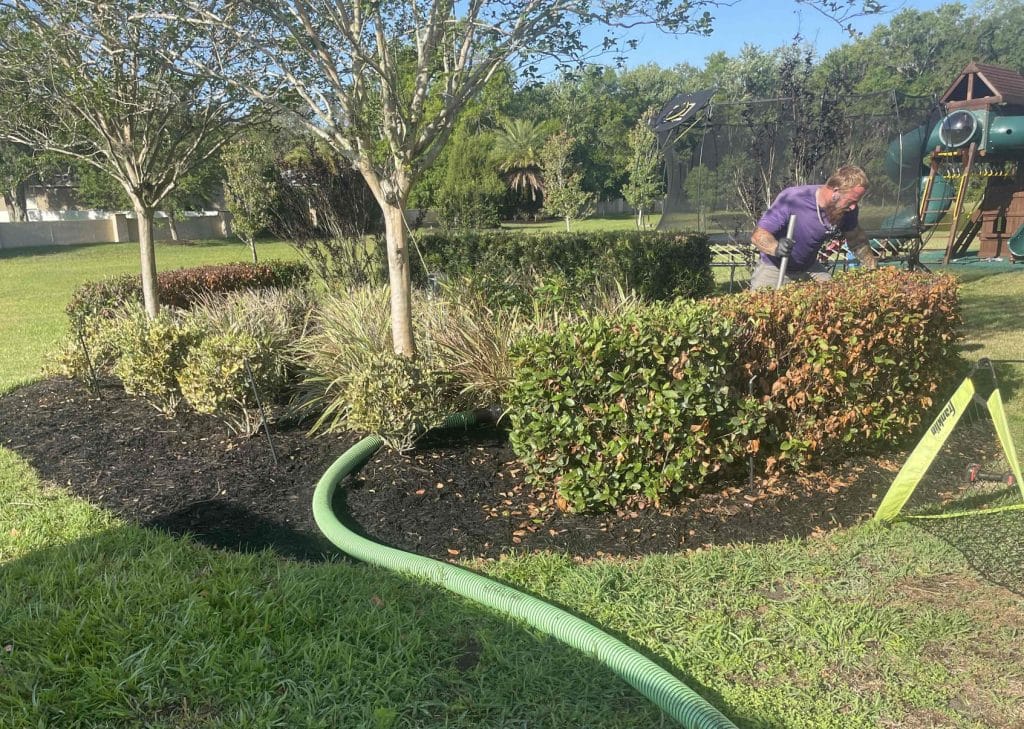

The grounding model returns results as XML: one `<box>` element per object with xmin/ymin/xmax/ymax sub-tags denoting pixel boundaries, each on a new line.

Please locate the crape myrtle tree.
<box><xmin>0</xmin><ymin>0</ymin><xmax>252</xmax><ymax>318</ymax></box>
<box><xmin>183</xmin><ymin>0</ymin><xmax>884</xmax><ymax>357</ymax></box>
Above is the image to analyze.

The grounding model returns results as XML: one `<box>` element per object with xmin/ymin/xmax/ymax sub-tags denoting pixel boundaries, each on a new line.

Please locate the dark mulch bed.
<box><xmin>0</xmin><ymin>378</ymin><xmax>897</xmax><ymax>563</ymax></box>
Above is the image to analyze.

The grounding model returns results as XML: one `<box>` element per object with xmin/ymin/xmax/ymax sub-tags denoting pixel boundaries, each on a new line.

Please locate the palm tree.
<box><xmin>491</xmin><ymin>117</ymin><xmax>548</xmax><ymax>201</ymax></box>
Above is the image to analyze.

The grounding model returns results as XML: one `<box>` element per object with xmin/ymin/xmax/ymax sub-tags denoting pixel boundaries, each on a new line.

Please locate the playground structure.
<box><xmin>916</xmin><ymin>62</ymin><xmax>1024</xmax><ymax>263</ymax></box>
<box><xmin>654</xmin><ymin>63</ymin><xmax>1024</xmax><ymax>279</ymax></box>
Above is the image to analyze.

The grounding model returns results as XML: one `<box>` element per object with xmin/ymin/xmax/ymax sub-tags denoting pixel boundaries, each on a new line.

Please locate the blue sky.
<box><xmin>610</xmin><ymin>0</ymin><xmax>952</xmax><ymax>68</ymax></box>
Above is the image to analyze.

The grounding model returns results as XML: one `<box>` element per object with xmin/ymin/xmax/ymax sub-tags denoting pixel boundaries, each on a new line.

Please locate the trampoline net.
<box><xmin>657</xmin><ymin>91</ymin><xmax>940</xmax><ymax>242</ymax></box>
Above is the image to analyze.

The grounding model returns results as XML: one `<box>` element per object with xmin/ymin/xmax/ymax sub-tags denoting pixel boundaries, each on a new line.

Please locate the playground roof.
<box><xmin>941</xmin><ymin>62</ymin><xmax>1024</xmax><ymax>111</ymax></box>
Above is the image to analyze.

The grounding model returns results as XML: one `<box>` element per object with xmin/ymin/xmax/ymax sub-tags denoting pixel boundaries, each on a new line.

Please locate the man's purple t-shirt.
<box><xmin>756</xmin><ymin>185</ymin><xmax>858</xmax><ymax>272</ymax></box>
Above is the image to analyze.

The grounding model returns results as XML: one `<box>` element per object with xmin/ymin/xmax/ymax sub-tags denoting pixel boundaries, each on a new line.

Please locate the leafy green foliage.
<box><xmin>621</xmin><ymin>112</ymin><xmax>664</xmax><ymax>229</ymax></box>
<box><xmin>222</xmin><ymin>132</ymin><xmax>280</xmax><ymax>256</ymax></box>
<box><xmin>411</xmin><ymin>230</ymin><xmax>714</xmax><ymax>306</ymax></box>
<box><xmin>507</xmin><ymin>300</ymin><xmax>763</xmax><ymax>512</ymax></box>
<box><xmin>540</xmin><ymin>131</ymin><xmax>595</xmax><ymax>230</ymax></box>
<box><xmin>507</xmin><ymin>269</ymin><xmax>962</xmax><ymax>512</ymax></box>
<box><xmin>343</xmin><ymin>353</ymin><xmax>453</xmax><ymax>453</ymax></box>
<box><xmin>107</xmin><ymin>308</ymin><xmax>203</xmax><ymax>414</ymax></box>
<box><xmin>177</xmin><ymin>332</ymin><xmax>281</xmax><ymax>421</ymax></box>
<box><xmin>174</xmin><ymin>289</ymin><xmax>310</xmax><ymax>430</ymax></box>
<box><xmin>57</xmin><ymin>286</ymin><xmax>308</xmax><ymax>426</ymax></box>
<box><xmin>433</xmin><ymin>127</ymin><xmax>507</xmax><ymax>231</ymax></box>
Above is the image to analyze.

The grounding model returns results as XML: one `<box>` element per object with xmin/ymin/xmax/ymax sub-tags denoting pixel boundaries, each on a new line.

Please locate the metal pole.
<box><xmin>776</xmin><ymin>214</ymin><xmax>797</xmax><ymax>289</ymax></box>
<box><xmin>243</xmin><ymin>357</ymin><xmax>279</xmax><ymax>467</ymax></box>
<box><xmin>75</xmin><ymin>327</ymin><xmax>102</xmax><ymax>397</ymax></box>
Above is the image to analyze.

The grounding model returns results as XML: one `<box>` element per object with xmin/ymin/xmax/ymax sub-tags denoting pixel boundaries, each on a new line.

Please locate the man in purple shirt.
<box><xmin>749</xmin><ymin>165</ymin><xmax>878</xmax><ymax>289</ymax></box>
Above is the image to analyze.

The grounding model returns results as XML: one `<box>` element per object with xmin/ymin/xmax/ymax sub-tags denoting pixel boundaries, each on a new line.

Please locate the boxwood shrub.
<box><xmin>506</xmin><ymin>300</ymin><xmax>765</xmax><ymax>512</ymax></box>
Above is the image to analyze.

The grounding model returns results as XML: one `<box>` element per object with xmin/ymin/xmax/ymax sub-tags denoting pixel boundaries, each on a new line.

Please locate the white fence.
<box><xmin>0</xmin><ymin>211</ymin><xmax>232</xmax><ymax>250</ymax></box>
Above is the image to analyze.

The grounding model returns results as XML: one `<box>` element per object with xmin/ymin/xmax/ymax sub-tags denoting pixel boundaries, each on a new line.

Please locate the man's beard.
<box><xmin>823</xmin><ymin>200</ymin><xmax>846</xmax><ymax>224</ymax></box>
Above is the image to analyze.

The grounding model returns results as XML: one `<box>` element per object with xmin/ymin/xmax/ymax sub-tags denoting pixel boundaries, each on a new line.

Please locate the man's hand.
<box><xmin>775</xmin><ymin>237</ymin><xmax>795</xmax><ymax>258</ymax></box>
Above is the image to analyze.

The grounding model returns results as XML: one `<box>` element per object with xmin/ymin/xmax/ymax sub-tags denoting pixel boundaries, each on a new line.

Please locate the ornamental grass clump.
<box><xmin>293</xmin><ymin>286</ymin><xmax>462</xmax><ymax>451</ymax></box>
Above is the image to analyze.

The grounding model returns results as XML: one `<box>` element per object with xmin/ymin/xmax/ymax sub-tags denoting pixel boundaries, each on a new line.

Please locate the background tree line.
<box><xmin>6</xmin><ymin>1</ymin><xmax>1021</xmax><ymax>231</ymax></box>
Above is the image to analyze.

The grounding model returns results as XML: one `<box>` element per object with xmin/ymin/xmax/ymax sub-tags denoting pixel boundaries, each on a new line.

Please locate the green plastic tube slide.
<box><xmin>312</xmin><ymin>412</ymin><xmax>737</xmax><ymax>729</ymax></box>
<box><xmin>1008</xmin><ymin>222</ymin><xmax>1024</xmax><ymax>259</ymax></box>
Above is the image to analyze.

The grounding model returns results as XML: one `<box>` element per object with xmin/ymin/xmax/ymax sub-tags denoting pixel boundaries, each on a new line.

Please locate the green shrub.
<box><xmin>107</xmin><ymin>308</ymin><xmax>204</xmax><ymax>414</ymax></box>
<box><xmin>49</xmin><ymin>316</ymin><xmax>125</xmax><ymax>383</ymax></box>
<box><xmin>507</xmin><ymin>300</ymin><xmax>765</xmax><ymax>512</ymax></box>
<box><xmin>53</xmin><ymin>287</ymin><xmax>309</xmax><ymax>425</ymax></box>
<box><xmin>177</xmin><ymin>331</ymin><xmax>287</xmax><ymax>426</ymax></box>
<box><xmin>343</xmin><ymin>353</ymin><xmax>453</xmax><ymax>452</ymax></box>
<box><xmin>506</xmin><ymin>269</ymin><xmax>961</xmax><ymax>512</ymax></box>
<box><xmin>64</xmin><ymin>273</ymin><xmax>142</xmax><ymax>332</ymax></box>
<box><xmin>175</xmin><ymin>288</ymin><xmax>308</xmax><ymax>429</ymax></box>
<box><xmin>410</xmin><ymin>230</ymin><xmax>713</xmax><ymax>305</ymax></box>
<box><xmin>412</xmin><ymin>278</ymin><xmax>640</xmax><ymax>409</ymax></box>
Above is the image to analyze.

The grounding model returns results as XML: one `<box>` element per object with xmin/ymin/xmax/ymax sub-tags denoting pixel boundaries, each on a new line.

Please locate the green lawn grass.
<box><xmin>2</xmin><ymin>231</ymin><xmax>1024</xmax><ymax>728</ymax></box>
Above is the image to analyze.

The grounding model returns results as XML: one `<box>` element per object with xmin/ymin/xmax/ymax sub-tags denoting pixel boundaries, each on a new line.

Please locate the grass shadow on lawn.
<box><xmin>1</xmin><ymin>523</ymin><xmax>740</xmax><ymax>729</ymax></box>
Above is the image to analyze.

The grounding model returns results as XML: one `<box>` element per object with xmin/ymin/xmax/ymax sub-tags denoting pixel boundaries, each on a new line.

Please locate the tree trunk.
<box><xmin>135</xmin><ymin>204</ymin><xmax>160</xmax><ymax>318</ymax></box>
<box><xmin>637</xmin><ymin>208</ymin><xmax>644</xmax><ymax>230</ymax></box>
<box><xmin>14</xmin><ymin>182</ymin><xmax>26</xmax><ymax>222</ymax></box>
<box><xmin>248</xmin><ymin>236</ymin><xmax>258</xmax><ymax>264</ymax></box>
<box><xmin>381</xmin><ymin>201</ymin><xmax>415</xmax><ymax>357</ymax></box>
<box><xmin>167</xmin><ymin>213</ymin><xmax>180</xmax><ymax>242</ymax></box>
<box><xmin>4</xmin><ymin>182</ymin><xmax>27</xmax><ymax>222</ymax></box>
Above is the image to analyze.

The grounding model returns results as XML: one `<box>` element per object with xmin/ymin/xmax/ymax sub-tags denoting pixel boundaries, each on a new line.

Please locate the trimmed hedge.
<box><xmin>66</xmin><ymin>260</ymin><xmax>310</xmax><ymax>331</ymax></box>
<box><xmin>507</xmin><ymin>300</ymin><xmax>762</xmax><ymax>512</ymax></box>
<box><xmin>719</xmin><ymin>267</ymin><xmax>962</xmax><ymax>469</ymax></box>
<box><xmin>506</xmin><ymin>269</ymin><xmax>961</xmax><ymax>512</ymax></box>
<box><xmin>410</xmin><ymin>230</ymin><xmax>714</xmax><ymax>302</ymax></box>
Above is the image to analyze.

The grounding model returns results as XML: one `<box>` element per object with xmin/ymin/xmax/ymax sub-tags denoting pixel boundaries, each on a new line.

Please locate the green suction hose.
<box><xmin>312</xmin><ymin>412</ymin><xmax>737</xmax><ymax>729</ymax></box>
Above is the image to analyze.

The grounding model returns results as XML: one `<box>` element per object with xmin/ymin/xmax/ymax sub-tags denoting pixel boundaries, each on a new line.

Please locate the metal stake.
<box><xmin>243</xmin><ymin>357</ymin><xmax>279</xmax><ymax>467</ymax></box>
<box><xmin>75</xmin><ymin>328</ymin><xmax>102</xmax><ymax>397</ymax></box>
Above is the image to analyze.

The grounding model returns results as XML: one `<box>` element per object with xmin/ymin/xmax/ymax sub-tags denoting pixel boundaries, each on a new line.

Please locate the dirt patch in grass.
<box><xmin>1</xmin><ymin>378</ymin><xmax>899</xmax><ymax>563</ymax></box>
